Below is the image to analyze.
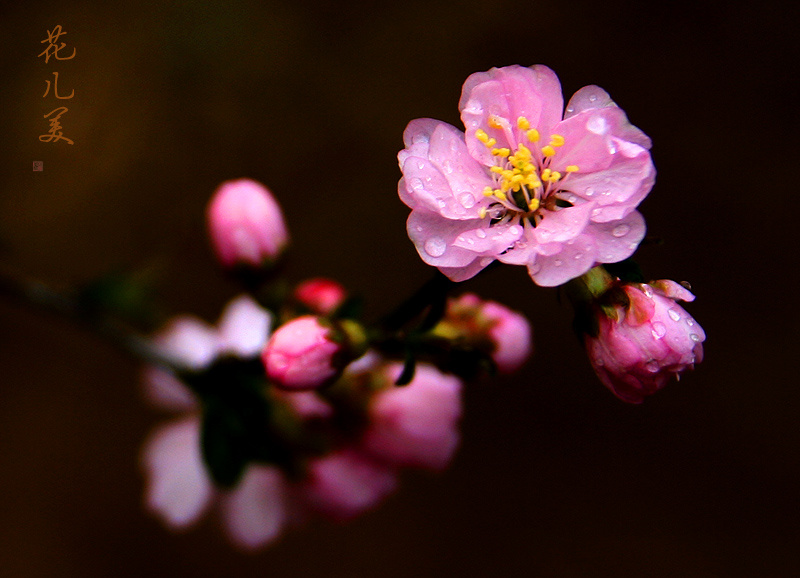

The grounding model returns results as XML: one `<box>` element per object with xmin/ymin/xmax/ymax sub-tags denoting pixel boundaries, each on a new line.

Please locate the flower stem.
<box><xmin>0</xmin><ymin>267</ymin><xmax>187</xmax><ymax>371</ymax></box>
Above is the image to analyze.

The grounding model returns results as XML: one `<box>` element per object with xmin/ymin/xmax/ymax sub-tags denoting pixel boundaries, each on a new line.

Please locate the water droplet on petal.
<box><xmin>515</xmin><ymin>240</ymin><xmax>527</xmax><ymax>249</ymax></box>
<box><xmin>690</xmin><ymin>333</ymin><xmax>701</xmax><ymax>342</ymax></box>
<box><xmin>591</xmin><ymin>208</ymin><xmax>602</xmax><ymax>218</ymax></box>
<box><xmin>554</xmin><ymin>259</ymin><xmax>563</xmax><ymax>267</ymax></box>
<box><xmin>437</xmin><ymin>199</ymin><xmax>447</xmax><ymax>209</ymax></box>
<box><xmin>686</xmin><ymin>318</ymin><xmax>695</xmax><ymax>327</ymax></box>
<box><xmin>588</xmin><ymin>94</ymin><xmax>598</xmax><ymax>102</ymax></box>
<box><xmin>424</xmin><ymin>237</ymin><xmax>447</xmax><ymax>257</ymax></box>
<box><xmin>612</xmin><ymin>224</ymin><xmax>630</xmax><ymax>237</ymax></box>
<box><xmin>652</xmin><ymin>322</ymin><xmax>667</xmax><ymax>338</ymax></box>
<box><xmin>585</xmin><ymin>187</ymin><xmax>595</xmax><ymax>197</ymax></box>
<box><xmin>476</xmin><ymin>230</ymin><xmax>486</xmax><ymax>238</ymax></box>
<box><xmin>416</xmin><ymin>161</ymin><xmax>426</xmax><ymax>170</ymax></box>
<box><xmin>668</xmin><ymin>308</ymin><xmax>681</xmax><ymax>322</ymax></box>
<box><xmin>509</xmin><ymin>225</ymin><xmax>522</xmax><ymax>236</ymax></box>
<box><xmin>459</xmin><ymin>193</ymin><xmax>475</xmax><ymax>208</ymax></box>
<box><xmin>645</xmin><ymin>360</ymin><xmax>660</xmax><ymax>373</ymax></box>
<box><xmin>607</xmin><ymin>142</ymin><xmax>617</xmax><ymax>154</ymax></box>
<box><xmin>642</xmin><ymin>285</ymin><xmax>653</xmax><ymax>298</ymax></box>
<box><xmin>467</xmin><ymin>238</ymin><xmax>475</xmax><ymax>245</ymax></box>
<box><xmin>573</xmin><ymin>253</ymin><xmax>583</xmax><ymax>260</ymax></box>
<box><xmin>566</xmin><ymin>106</ymin><xmax>575</xmax><ymax>113</ymax></box>
<box><xmin>586</xmin><ymin>115</ymin><xmax>608</xmax><ymax>135</ymax></box>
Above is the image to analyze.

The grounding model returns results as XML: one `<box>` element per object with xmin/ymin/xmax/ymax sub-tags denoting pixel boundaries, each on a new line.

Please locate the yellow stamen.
<box><xmin>495</xmin><ymin>191</ymin><xmax>507</xmax><ymax>201</ymax></box>
<box><xmin>488</xmin><ymin>115</ymin><xmax>504</xmax><ymax>129</ymax></box>
<box><xmin>566</xmin><ymin>165</ymin><xmax>579</xmax><ymax>173</ymax></box>
<box><xmin>483</xmin><ymin>187</ymin><xmax>494</xmax><ymax>197</ymax></box>
<box><xmin>526</xmin><ymin>128</ymin><xmax>540</xmax><ymax>142</ymax></box>
<box><xmin>491</xmin><ymin>147</ymin><xmax>510</xmax><ymax>157</ymax></box>
<box><xmin>549</xmin><ymin>171</ymin><xmax>562</xmax><ymax>182</ymax></box>
<box><xmin>528</xmin><ymin>198</ymin><xmax>540</xmax><ymax>212</ymax></box>
<box><xmin>479</xmin><ymin>207</ymin><xmax>487</xmax><ymax>219</ymax></box>
<box><xmin>550</xmin><ymin>134</ymin><xmax>565</xmax><ymax>147</ymax></box>
<box><xmin>484</xmin><ymin>137</ymin><xmax>497</xmax><ymax>148</ymax></box>
<box><xmin>541</xmin><ymin>168</ymin><xmax>551</xmax><ymax>181</ymax></box>
<box><xmin>517</xmin><ymin>116</ymin><xmax>530</xmax><ymax>130</ymax></box>
<box><xmin>490</xmin><ymin>166</ymin><xmax>504</xmax><ymax>174</ymax></box>
<box><xmin>541</xmin><ymin>145</ymin><xmax>556</xmax><ymax>157</ymax></box>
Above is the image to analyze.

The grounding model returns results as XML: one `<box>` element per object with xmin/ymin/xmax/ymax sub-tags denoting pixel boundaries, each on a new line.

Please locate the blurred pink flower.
<box><xmin>206</xmin><ymin>178</ymin><xmax>289</xmax><ymax>269</ymax></box>
<box><xmin>585</xmin><ymin>280</ymin><xmax>706</xmax><ymax>403</ymax></box>
<box><xmin>363</xmin><ymin>363</ymin><xmax>462</xmax><ymax>471</ymax></box>
<box><xmin>299</xmin><ymin>449</ymin><xmax>398</xmax><ymax>521</ymax></box>
<box><xmin>262</xmin><ymin>315</ymin><xmax>342</xmax><ymax>390</ymax></box>
<box><xmin>141</xmin><ymin>295</ymin><xmax>293</xmax><ymax>549</ymax></box>
<box><xmin>293</xmin><ymin>278</ymin><xmax>347</xmax><ymax>315</ymax></box>
<box><xmin>399</xmin><ymin>65</ymin><xmax>654</xmax><ymax>286</ymax></box>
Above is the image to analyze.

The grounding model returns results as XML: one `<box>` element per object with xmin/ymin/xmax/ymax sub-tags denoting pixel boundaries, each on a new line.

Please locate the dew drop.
<box><xmin>467</xmin><ymin>238</ymin><xmax>475</xmax><ymax>245</ymax></box>
<box><xmin>476</xmin><ymin>230</ymin><xmax>486</xmax><ymax>238</ymax></box>
<box><xmin>566</xmin><ymin>106</ymin><xmax>575</xmax><ymax>113</ymax></box>
<box><xmin>509</xmin><ymin>225</ymin><xmax>522</xmax><ymax>236</ymax></box>
<box><xmin>515</xmin><ymin>240</ymin><xmax>527</xmax><ymax>249</ymax></box>
<box><xmin>566</xmin><ymin>194</ymin><xmax>577</xmax><ymax>203</ymax></box>
<box><xmin>585</xmin><ymin>187</ymin><xmax>595</xmax><ymax>197</ymax></box>
<box><xmin>607</xmin><ymin>142</ymin><xmax>617</xmax><ymax>154</ymax></box>
<box><xmin>554</xmin><ymin>259</ymin><xmax>563</xmax><ymax>267</ymax></box>
<box><xmin>591</xmin><ymin>208</ymin><xmax>602</xmax><ymax>218</ymax></box>
<box><xmin>437</xmin><ymin>199</ymin><xmax>447</xmax><ymax>209</ymax></box>
<box><xmin>645</xmin><ymin>360</ymin><xmax>660</xmax><ymax>373</ymax></box>
<box><xmin>612</xmin><ymin>224</ymin><xmax>630</xmax><ymax>238</ymax></box>
<box><xmin>415</xmin><ymin>226</ymin><xmax>424</xmax><ymax>232</ymax></box>
<box><xmin>588</xmin><ymin>94</ymin><xmax>598</xmax><ymax>102</ymax></box>
<box><xmin>410</xmin><ymin>178</ymin><xmax>424</xmax><ymax>191</ymax></box>
<box><xmin>667</xmin><ymin>308</ymin><xmax>681</xmax><ymax>322</ymax></box>
<box><xmin>686</xmin><ymin>318</ymin><xmax>695</xmax><ymax>327</ymax></box>
<box><xmin>459</xmin><ymin>193</ymin><xmax>475</xmax><ymax>208</ymax></box>
<box><xmin>642</xmin><ymin>285</ymin><xmax>653</xmax><ymax>298</ymax></box>
<box><xmin>586</xmin><ymin>115</ymin><xmax>607</xmax><ymax>135</ymax></box>
<box><xmin>573</xmin><ymin>253</ymin><xmax>583</xmax><ymax>260</ymax></box>
<box><xmin>690</xmin><ymin>333</ymin><xmax>701</xmax><ymax>343</ymax></box>
<box><xmin>424</xmin><ymin>237</ymin><xmax>447</xmax><ymax>257</ymax></box>
<box><xmin>416</xmin><ymin>161</ymin><xmax>425</xmax><ymax>170</ymax></box>
<box><xmin>652</xmin><ymin>322</ymin><xmax>667</xmax><ymax>338</ymax></box>
<box><xmin>442</xmin><ymin>161</ymin><xmax>454</xmax><ymax>174</ymax></box>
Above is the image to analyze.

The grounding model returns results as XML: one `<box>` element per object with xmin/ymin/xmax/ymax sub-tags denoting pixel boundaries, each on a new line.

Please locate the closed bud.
<box><xmin>206</xmin><ymin>179</ymin><xmax>289</xmax><ymax>269</ymax></box>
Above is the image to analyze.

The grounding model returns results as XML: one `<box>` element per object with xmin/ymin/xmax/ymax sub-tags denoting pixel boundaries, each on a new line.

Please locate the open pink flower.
<box><xmin>585</xmin><ymin>280</ymin><xmax>706</xmax><ymax>403</ymax></box>
<box><xmin>398</xmin><ymin>65</ymin><xmax>655</xmax><ymax>286</ymax></box>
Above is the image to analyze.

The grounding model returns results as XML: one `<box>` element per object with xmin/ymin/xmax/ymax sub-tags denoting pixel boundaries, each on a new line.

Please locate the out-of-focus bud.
<box><xmin>363</xmin><ymin>363</ymin><xmax>462</xmax><ymax>471</ymax></box>
<box><xmin>206</xmin><ymin>179</ymin><xmax>289</xmax><ymax>269</ymax></box>
<box><xmin>300</xmin><ymin>449</ymin><xmax>397</xmax><ymax>521</ymax></box>
<box><xmin>585</xmin><ymin>280</ymin><xmax>706</xmax><ymax>403</ymax></box>
<box><xmin>293</xmin><ymin>278</ymin><xmax>347</xmax><ymax>316</ymax></box>
<box><xmin>262</xmin><ymin>316</ymin><xmax>367</xmax><ymax>391</ymax></box>
<box><xmin>434</xmin><ymin>293</ymin><xmax>532</xmax><ymax>373</ymax></box>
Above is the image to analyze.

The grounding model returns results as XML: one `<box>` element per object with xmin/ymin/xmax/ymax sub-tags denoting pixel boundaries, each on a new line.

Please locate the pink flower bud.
<box><xmin>300</xmin><ymin>449</ymin><xmax>397</xmax><ymax>521</ymax></box>
<box><xmin>363</xmin><ymin>363</ymin><xmax>462</xmax><ymax>470</ymax></box>
<box><xmin>585</xmin><ymin>281</ymin><xmax>706</xmax><ymax>403</ymax></box>
<box><xmin>262</xmin><ymin>316</ymin><xmax>342</xmax><ymax>390</ymax></box>
<box><xmin>437</xmin><ymin>294</ymin><xmax>533</xmax><ymax>373</ymax></box>
<box><xmin>206</xmin><ymin>179</ymin><xmax>289</xmax><ymax>269</ymax></box>
<box><xmin>293</xmin><ymin>278</ymin><xmax>347</xmax><ymax>315</ymax></box>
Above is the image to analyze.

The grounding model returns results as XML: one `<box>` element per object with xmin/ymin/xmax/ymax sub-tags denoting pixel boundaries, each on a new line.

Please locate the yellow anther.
<box><xmin>541</xmin><ymin>168</ymin><xmax>551</xmax><ymax>181</ymax></box>
<box><xmin>501</xmin><ymin>170</ymin><xmax>514</xmax><ymax>180</ymax></box>
<box><xmin>511</xmin><ymin>174</ymin><xmax>525</xmax><ymax>185</ymax></box>
<box><xmin>495</xmin><ymin>191</ymin><xmax>507</xmax><ymax>201</ymax></box>
<box><xmin>549</xmin><ymin>171</ymin><xmax>562</xmax><ymax>182</ymax></box>
<box><xmin>541</xmin><ymin>145</ymin><xmax>556</xmax><ymax>157</ymax></box>
<box><xmin>484</xmin><ymin>137</ymin><xmax>497</xmax><ymax>148</ymax></box>
<box><xmin>550</xmin><ymin>134</ymin><xmax>565</xmax><ymax>147</ymax></box>
<box><xmin>528</xmin><ymin>198</ymin><xmax>540</xmax><ymax>212</ymax></box>
<box><xmin>566</xmin><ymin>165</ymin><xmax>579</xmax><ymax>173</ymax></box>
<box><xmin>517</xmin><ymin>116</ymin><xmax>530</xmax><ymax>130</ymax></box>
<box><xmin>488</xmin><ymin>115</ymin><xmax>504</xmax><ymax>129</ymax></box>
<box><xmin>526</xmin><ymin>129</ymin><xmax>540</xmax><ymax>142</ymax></box>
<box><xmin>483</xmin><ymin>187</ymin><xmax>495</xmax><ymax>197</ymax></box>
<box><xmin>475</xmin><ymin>129</ymin><xmax>489</xmax><ymax>143</ymax></box>
<box><xmin>491</xmin><ymin>147</ymin><xmax>511</xmax><ymax>157</ymax></box>
<box><xmin>479</xmin><ymin>207</ymin><xmax>487</xmax><ymax>219</ymax></box>
<box><xmin>490</xmin><ymin>166</ymin><xmax>504</xmax><ymax>174</ymax></box>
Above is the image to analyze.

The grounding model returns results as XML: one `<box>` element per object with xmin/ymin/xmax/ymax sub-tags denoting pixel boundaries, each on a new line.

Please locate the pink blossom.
<box><xmin>437</xmin><ymin>293</ymin><xmax>533</xmax><ymax>373</ymax></box>
<box><xmin>141</xmin><ymin>295</ymin><xmax>292</xmax><ymax>549</ymax></box>
<box><xmin>141</xmin><ymin>416</ymin><xmax>291</xmax><ymax>550</ymax></box>
<box><xmin>398</xmin><ymin>65</ymin><xmax>654</xmax><ymax>286</ymax></box>
<box><xmin>262</xmin><ymin>315</ymin><xmax>342</xmax><ymax>390</ymax></box>
<box><xmin>363</xmin><ymin>363</ymin><xmax>462</xmax><ymax>470</ymax></box>
<box><xmin>300</xmin><ymin>449</ymin><xmax>398</xmax><ymax>521</ymax></box>
<box><xmin>206</xmin><ymin>178</ymin><xmax>289</xmax><ymax>269</ymax></box>
<box><xmin>293</xmin><ymin>278</ymin><xmax>347</xmax><ymax>315</ymax></box>
<box><xmin>585</xmin><ymin>280</ymin><xmax>706</xmax><ymax>403</ymax></box>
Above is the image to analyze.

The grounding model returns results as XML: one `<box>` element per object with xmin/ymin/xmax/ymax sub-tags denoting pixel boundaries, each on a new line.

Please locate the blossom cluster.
<box><xmin>137</xmin><ymin>63</ymin><xmax>705</xmax><ymax>550</ymax></box>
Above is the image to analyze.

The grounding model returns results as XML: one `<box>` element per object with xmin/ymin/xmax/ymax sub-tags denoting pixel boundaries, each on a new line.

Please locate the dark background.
<box><xmin>1</xmin><ymin>0</ymin><xmax>798</xmax><ymax>576</ymax></box>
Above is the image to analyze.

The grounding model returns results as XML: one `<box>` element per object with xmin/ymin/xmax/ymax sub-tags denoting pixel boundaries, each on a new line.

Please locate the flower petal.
<box><xmin>154</xmin><ymin>316</ymin><xmax>218</xmax><ymax>370</ymax></box>
<box><xmin>219</xmin><ymin>466</ymin><xmax>287</xmax><ymax>550</ymax></box>
<box><xmin>217</xmin><ymin>294</ymin><xmax>272</xmax><ymax>358</ymax></box>
<box><xmin>591</xmin><ymin>210</ymin><xmax>646</xmax><ymax>264</ymax></box>
<box><xmin>141</xmin><ymin>367</ymin><xmax>197</xmax><ymax>412</ymax></box>
<box><xmin>534</xmin><ymin>202</ymin><xmax>595</xmax><ymax>244</ymax></box>
<box><xmin>565</xmin><ymin>85</ymin><xmax>651</xmax><ymax>149</ymax></box>
<box><xmin>407</xmin><ymin>209</ymin><xmax>492</xmax><ymax>269</ymax></box>
<box><xmin>141</xmin><ymin>417</ymin><xmax>213</xmax><ymax>529</ymax></box>
<box><xmin>529</xmin><ymin>234</ymin><xmax>597</xmax><ymax>287</ymax></box>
